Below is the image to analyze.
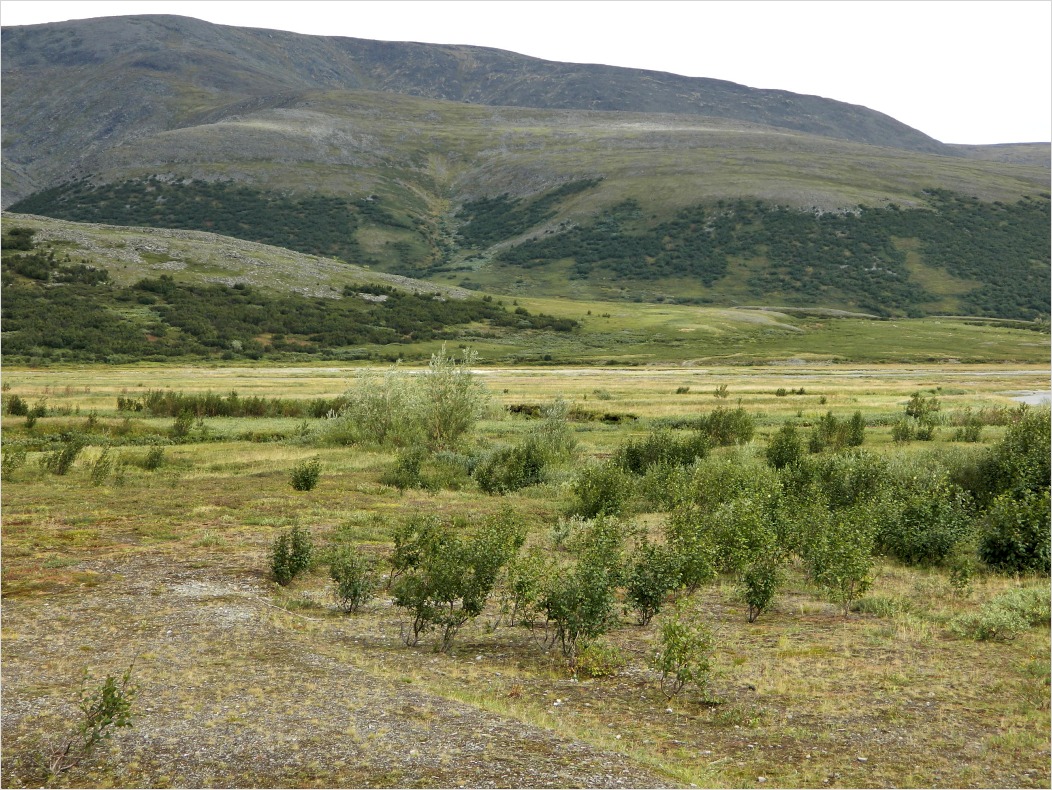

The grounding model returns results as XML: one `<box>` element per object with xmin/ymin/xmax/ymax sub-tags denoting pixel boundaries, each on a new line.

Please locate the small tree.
<box><xmin>905</xmin><ymin>391</ymin><xmax>940</xmax><ymax>422</ymax></box>
<box><xmin>625</xmin><ymin>539</ymin><xmax>681</xmax><ymax>625</ymax></box>
<box><xmin>40</xmin><ymin>665</ymin><xmax>137</xmax><ymax>781</ymax></box>
<box><xmin>765</xmin><ymin>422</ymin><xmax>802</xmax><ymax>469</ymax></box>
<box><xmin>271</xmin><ymin>525</ymin><xmax>314</xmax><ymax>586</ymax></box>
<box><xmin>419</xmin><ymin>345</ymin><xmax>488</xmax><ymax>450</ymax></box>
<box><xmin>330</xmin><ymin>544</ymin><xmax>377</xmax><ymax>612</ymax></box>
<box><xmin>739</xmin><ymin>555</ymin><xmax>783</xmax><ymax>623</ymax></box>
<box><xmin>650</xmin><ymin>606</ymin><xmax>716</xmax><ymax>700</ymax></box>
<box><xmin>664</xmin><ymin>503</ymin><xmax>719</xmax><ymax>592</ymax></box>
<box><xmin>289</xmin><ymin>456</ymin><xmax>322</xmax><ymax>491</ymax></box>
<box><xmin>393</xmin><ymin>509</ymin><xmax>524</xmax><ymax>651</ymax></box>
<box><xmin>541</xmin><ymin>516</ymin><xmax>625</xmax><ymax>663</ymax></box>
<box><xmin>332</xmin><ymin>365</ymin><xmax>420</xmax><ymax>447</ymax></box>
<box><xmin>804</xmin><ymin>506</ymin><xmax>877</xmax><ymax>616</ymax></box>
<box><xmin>169</xmin><ymin>409</ymin><xmax>195</xmax><ymax>440</ymax></box>
<box><xmin>41</xmin><ymin>433</ymin><xmax>86</xmax><ymax>476</ymax></box>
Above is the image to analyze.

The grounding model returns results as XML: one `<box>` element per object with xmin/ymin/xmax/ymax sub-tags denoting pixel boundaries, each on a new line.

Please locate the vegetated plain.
<box><xmin>1</xmin><ymin>357</ymin><xmax>1048</xmax><ymax>788</ymax></box>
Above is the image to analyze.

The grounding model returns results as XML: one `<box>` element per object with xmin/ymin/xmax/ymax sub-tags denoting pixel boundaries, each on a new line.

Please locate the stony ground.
<box><xmin>1</xmin><ymin>554</ymin><xmax>674</xmax><ymax>788</ymax></box>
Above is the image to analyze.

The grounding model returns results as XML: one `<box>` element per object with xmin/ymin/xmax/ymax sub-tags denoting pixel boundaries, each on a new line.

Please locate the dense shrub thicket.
<box><xmin>455</xmin><ymin>179</ymin><xmax>602</xmax><ymax>247</ymax></box>
<box><xmin>497</xmin><ymin>192</ymin><xmax>1051</xmax><ymax>319</ymax></box>
<box><xmin>8</xmin><ymin>178</ymin><xmax>397</xmax><ymax>263</ymax></box>
<box><xmin>1</xmin><ymin>234</ymin><xmax>576</xmax><ymax>362</ymax></box>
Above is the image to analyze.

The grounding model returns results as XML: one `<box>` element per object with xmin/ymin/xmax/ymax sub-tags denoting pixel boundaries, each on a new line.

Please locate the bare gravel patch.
<box><xmin>1</xmin><ymin>555</ymin><xmax>674</xmax><ymax>788</ymax></box>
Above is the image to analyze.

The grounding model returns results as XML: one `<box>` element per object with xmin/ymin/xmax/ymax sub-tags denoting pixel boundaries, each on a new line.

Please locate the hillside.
<box><xmin>2</xmin><ymin>214</ymin><xmax>1048</xmax><ymax>366</ymax></box>
<box><xmin>2</xmin><ymin>15</ymin><xmax>1050</xmax><ymax>319</ymax></box>
<box><xmin>1</xmin><ymin>12</ymin><xmax>961</xmax><ymax>204</ymax></box>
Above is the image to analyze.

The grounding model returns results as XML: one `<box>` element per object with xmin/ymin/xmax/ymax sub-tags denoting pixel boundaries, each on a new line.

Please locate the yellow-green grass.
<box><xmin>1</xmin><ymin>364</ymin><xmax>1049</xmax><ymax>787</ymax></box>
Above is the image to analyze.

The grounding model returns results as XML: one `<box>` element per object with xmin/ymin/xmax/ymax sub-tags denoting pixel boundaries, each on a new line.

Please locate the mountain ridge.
<box><xmin>0</xmin><ymin>12</ymin><xmax>973</xmax><ymax>205</ymax></box>
<box><xmin>2</xmin><ymin>14</ymin><xmax>1049</xmax><ymax>321</ymax></box>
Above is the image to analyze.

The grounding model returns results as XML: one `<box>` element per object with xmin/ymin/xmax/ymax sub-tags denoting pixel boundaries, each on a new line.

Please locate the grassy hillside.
<box><xmin>1</xmin><ymin>13</ymin><xmax>962</xmax><ymax>207</ymax></box>
<box><xmin>3</xmin><ymin>214</ymin><xmax>1048</xmax><ymax>365</ymax></box>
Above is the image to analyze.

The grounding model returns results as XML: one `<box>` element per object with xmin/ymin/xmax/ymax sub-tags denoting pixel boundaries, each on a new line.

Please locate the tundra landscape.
<box><xmin>1</xmin><ymin>12</ymin><xmax>1049</xmax><ymax>790</ymax></box>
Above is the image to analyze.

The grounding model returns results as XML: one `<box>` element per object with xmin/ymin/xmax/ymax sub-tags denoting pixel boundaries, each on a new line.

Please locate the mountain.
<box><xmin>2</xmin><ymin>14</ymin><xmax>1049</xmax><ymax>319</ymax></box>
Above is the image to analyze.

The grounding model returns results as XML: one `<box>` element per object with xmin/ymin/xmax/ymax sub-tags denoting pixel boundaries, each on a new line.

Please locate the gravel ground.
<box><xmin>1</xmin><ymin>555</ymin><xmax>675</xmax><ymax>788</ymax></box>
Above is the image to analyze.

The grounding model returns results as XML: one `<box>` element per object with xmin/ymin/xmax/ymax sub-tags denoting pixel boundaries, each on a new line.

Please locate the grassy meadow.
<box><xmin>1</xmin><ymin>362</ymin><xmax>1049</xmax><ymax>788</ymax></box>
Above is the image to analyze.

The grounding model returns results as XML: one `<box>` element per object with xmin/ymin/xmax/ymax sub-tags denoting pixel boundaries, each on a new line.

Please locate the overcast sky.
<box><xmin>2</xmin><ymin>1</ymin><xmax>1050</xmax><ymax>145</ymax></box>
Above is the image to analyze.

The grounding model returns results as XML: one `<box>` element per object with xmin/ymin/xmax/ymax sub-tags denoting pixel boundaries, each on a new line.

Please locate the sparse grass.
<box><xmin>1</xmin><ymin>362</ymin><xmax>1048</xmax><ymax>788</ymax></box>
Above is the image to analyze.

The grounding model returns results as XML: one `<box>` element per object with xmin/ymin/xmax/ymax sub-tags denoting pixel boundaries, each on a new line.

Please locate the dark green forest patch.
<box><xmin>9</xmin><ymin>178</ymin><xmax>411</xmax><ymax>265</ymax></box>
<box><xmin>497</xmin><ymin>192</ymin><xmax>1051</xmax><ymax>319</ymax></box>
<box><xmin>0</xmin><ymin>231</ymin><xmax>576</xmax><ymax>363</ymax></box>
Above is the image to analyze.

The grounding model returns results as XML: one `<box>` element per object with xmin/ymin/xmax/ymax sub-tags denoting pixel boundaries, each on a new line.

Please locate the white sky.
<box><xmin>1</xmin><ymin>1</ymin><xmax>1050</xmax><ymax>145</ymax></box>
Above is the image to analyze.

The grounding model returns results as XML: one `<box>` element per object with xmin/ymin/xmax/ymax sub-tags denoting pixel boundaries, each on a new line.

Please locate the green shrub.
<box><xmin>969</xmin><ymin>406</ymin><xmax>1050</xmax><ymax>506</ymax></box>
<box><xmin>979</xmin><ymin>489</ymin><xmax>1051</xmax><ymax>574</ymax></box>
<box><xmin>803</xmin><ymin>504</ymin><xmax>877</xmax><ymax>616</ymax></box>
<box><xmin>709</xmin><ymin>495</ymin><xmax>780</xmax><ymax>575</ymax></box>
<box><xmin>23</xmin><ymin>398</ymin><xmax>47</xmax><ymax>429</ymax></box>
<box><xmin>530</xmin><ymin>398</ymin><xmax>578</xmax><ymax>461</ymax></box>
<box><xmin>664</xmin><ymin>503</ymin><xmax>719</xmax><ymax>592</ymax></box>
<box><xmin>474</xmin><ymin>439</ymin><xmax>546</xmax><ymax>494</ymax></box>
<box><xmin>5</xmin><ymin>394</ymin><xmax>28</xmax><ymax>416</ymax></box>
<box><xmin>951</xmin><ymin>606</ymin><xmax>1030</xmax><ymax>642</ymax></box>
<box><xmin>905</xmin><ymin>392</ymin><xmax>941</xmax><ymax>422</ymax></box>
<box><xmin>808</xmin><ymin>411</ymin><xmax>846</xmax><ymax>453</ymax></box>
<box><xmin>853</xmin><ymin>594</ymin><xmax>908</xmax><ymax>618</ymax></box>
<box><xmin>1</xmin><ymin>445</ymin><xmax>28</xmax><ymax>480</ymax></box>
<box><xmin>891</xmin><ymin>419</ymin><xmax>915</xmax><ymax>443</ymax></box>
<box><xmin>952</xmin><ymin>408</ymin><xmax>984</xmax><ymax>443</ymax></box>
<box><xmin>990</xmin><ymin>586</ymin><xmax>1052</xmax><ymax>626</ymax></box>
<box><xmin>141</xmin><ymin>445</ymin><xmax>166</xmax><ymax>470</ymax></box>
<box><xmin>638</xmin><ymin>462</ymin><xmax>694</xmax><ymax>511</ymax></box>
<box><xmin>289</xmin><ymin>456</ymin><xmax>322</xmax><ymax>491</ymax></box>
<box><xmin>41</xmin><ymin>433</ymin><xmax>86</xmax><ymax>475</ymax></box>
<box><xmin>393</xmin><ymin>508</ymin><xmax>525</xmax><ymax>650</ymax></box>
<box><xmin>389</xmin><ymin>514</ymin><xmax>450</xmax><ymax>587</ymax></box>
<box><xmin>950</xmin><ymin>588</ymin><xmax>1049</xmax><ymax>642</ymax></box>
<box><xmin>169</xmin><ymin>409</ymin><xmax>195</xmax><ymax>440</ymax></box>
<box><xmin>688</xmin><ymin>453</ymin><xmax>778</xmax><ymax>512</ymax></box>
<box><xmin>765</xmin><ymin>422</ymin><xmax>802</xmax><ymax>469</ymax></box>
<box><xmin>500</xmin><ymin>548</ymin><xmax>552</xmax><ymax>627</ymax></box>
<box><xmin>698</xmin><ymin>406</ymin><xmax>754</xmax><ymax>446</ymax></box>
<box><xmin>271</xmin><ymin>525</ymin><xmax>314</xmax><ymax>586</ymax></box>
<box><xmin>571</xmin><ymin>460</ymin><xmax>632</xmax><ymax>517</ymax></box>
<box><xmin>329</xmin><ymin>544</ymin><xmax>377</xmax><ymax>612</ymax></box>
<box><xmin>878</xmin><ymin>480</ymin><xmax>973</xmax><ymax>567</ymax></box>
<box><xmin>625</xmin><ymin>539</ymin><xmax>681</xmax><ymax>625</ymax></box>
<box><xmin>614</xmin><ymin>428</ymin><xmax>708</xmax><ymax>475</ymax></box>
<box><xmin>541</xmin><ymin>516</ymin><xmax>625</xmax><ymax>661</ymax></box>
<box><xmin>40</xmin><ymin>665</ymin><xmax>138</xmax><ymax>781</ymax></box>
<box><xmin>419</xmin><ymin>346</ymin><xmax>489</xmax><ymax>450</ymax></box>
<box><xmin>650</xmin><ymin>606</ymin><xmax>716</xmax><ymax>700</ymax></box>
<box><xmin>739</xmin><ymin>555</ymin><xmax>783</xmax><ymax>623</ymax></box>
<box><xmin>784</xmin><ymin>450</ymin><xmax>889</xmax><ymax>510</ymax></box>
<box><xmin>846</xmin><ymin>411</ymin><xmax>866</xmax><ymax>447</ymax></box>
<box><xmin>330</xmin><ymin>365</ymin><xmax>421</xmax><ymax>447</ymax></box>
<box><xmin>89</xmin><ymin>447</ymin><xmax>114</xmax><ymax>487</ymax></box>
<box><xmin>575</xmin><ymin>639</ymin><xmax>627</xmax><ymax>678</ymax></box>
<box><xmin>380</xmin><ymin>446</ymin><xmax>428</xmax><ymax>491</ymax></box>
